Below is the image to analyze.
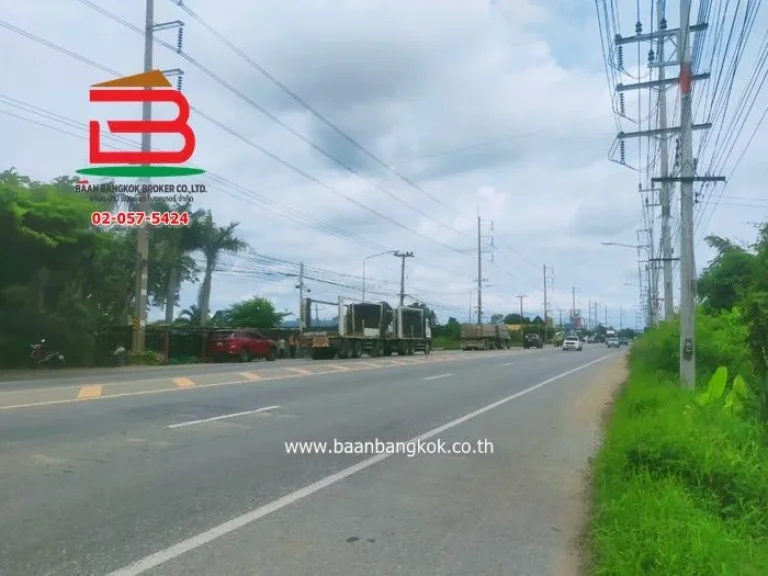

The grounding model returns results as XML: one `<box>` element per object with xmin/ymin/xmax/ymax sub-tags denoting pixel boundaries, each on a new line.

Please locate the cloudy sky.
<box><xmin>1</xmin><ymin>0</ymin><xmax>766</xmax><ymax>328</ymax></box>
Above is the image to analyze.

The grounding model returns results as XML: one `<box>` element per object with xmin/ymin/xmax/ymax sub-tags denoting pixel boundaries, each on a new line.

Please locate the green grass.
<box><xmin>586</xmin><ymin>363</ymin><xmax>768</xmax><ymax>575</ymax></box>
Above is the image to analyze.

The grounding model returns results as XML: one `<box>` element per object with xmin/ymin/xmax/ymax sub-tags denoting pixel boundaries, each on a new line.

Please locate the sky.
<box><xmin>1</xmin><ymin>0</ymin><xmax>766</xmax><ymax>330</ymax></box>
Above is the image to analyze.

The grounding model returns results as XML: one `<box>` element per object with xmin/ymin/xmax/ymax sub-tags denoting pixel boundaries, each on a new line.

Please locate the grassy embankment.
<box><xmin>587</xmin><ymin>310</ymin><xmax>768</xmax><ymax>575</ymax></box>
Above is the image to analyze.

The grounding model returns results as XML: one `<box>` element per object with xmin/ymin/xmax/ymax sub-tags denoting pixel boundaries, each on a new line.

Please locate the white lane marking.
<box><xmin>167</xmin><ymin>405</ymin><xmax>280</xmax><ymax>429</ymax></box>
<box><xmin>501</xmin><ymin>362</ymin><xmax>514</xmax><ymax>366</ymax></box>
<box><xmin>423</xmin><ymin>373</ymin><xmax>451</xmax><ymax>381</ymax></box>
<box><xmin>108</xmin><ymin>352</ymin><xmax>618</xmax><ymax>576</ymax></box>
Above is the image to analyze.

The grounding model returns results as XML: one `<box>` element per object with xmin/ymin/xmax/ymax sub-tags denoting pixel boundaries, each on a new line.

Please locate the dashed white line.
<box><xmin>107</xmin><ymin>352</ymin><xmax>618</xmax><ymax>576</ymax></box>
<box><xmin>167</xmin><ymin>405</ymin><xmax>280</xmax><ymax>429</ymax></box>
<box><xmin>501</xmin><ymin>362</ymin><xmax>514</xmax><ymax>366</ymax></box>
<box><xmin>423</xmin><ymin>373</ymin><xmax>452</xmax><ymax>381</ymax></box>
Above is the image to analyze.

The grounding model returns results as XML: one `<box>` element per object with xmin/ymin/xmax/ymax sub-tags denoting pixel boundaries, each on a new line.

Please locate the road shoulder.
<box><xmin>557</xmin><ymin>355</ymin><xmax>627</xmax><ymax>576</ymax></box>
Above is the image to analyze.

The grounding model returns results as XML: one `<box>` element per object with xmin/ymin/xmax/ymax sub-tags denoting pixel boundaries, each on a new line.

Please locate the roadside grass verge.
<box><xmin>586</xmin><ymin>363</ymin><xmax>768</xmax><ymax>575</ymax></box>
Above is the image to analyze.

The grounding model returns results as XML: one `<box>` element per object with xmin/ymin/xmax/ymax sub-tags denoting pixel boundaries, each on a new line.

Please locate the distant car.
<box><xmin>208</xmin><ymin>329</ymin><xmax>277</xmax><ymax>362</ymax></box>
<box><xmin>619</xmin><ymin>338</ymin><xmax>629</xmax><ymax>347</ymax></box>
<box><xmin>523</xmin><ymin>333</ymin><xmax>543</xmax><ymax>349</ymax></box>
<box><xmin>606</xmin><ymin>337</ymin><xmax>620</xmax><ymax>348</ymax></box>
<box><xmin>562</xmin><ymin>336</ymin><xmax>583</xmax><ymax>351</ymax></box>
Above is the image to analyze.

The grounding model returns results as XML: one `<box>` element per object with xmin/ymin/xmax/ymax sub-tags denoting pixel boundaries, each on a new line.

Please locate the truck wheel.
<box><xmin>352</xmin><ymin>341</ymin><xmax>363</xmax><ymax>358</ymax></box>
<box><xmin>371</xmin><ymin>341</ymin><xmax>383</xmax><ymax>357</ymax></box>
<box><xmin>338</xmin><ymin>340</ymin><xmax>351</xmax><ymax>359</ymax></box>
<box><xmin>424</xmin><ymin>342</ymin><xmax>431</xmax><ymax>355</ymax></box>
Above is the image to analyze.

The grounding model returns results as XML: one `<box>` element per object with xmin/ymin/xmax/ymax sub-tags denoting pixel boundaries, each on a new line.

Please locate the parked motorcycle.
<box><xmin>30</xmin><ymin>338</ymin><xmax>65</xmax><ymax>367</ymax></box>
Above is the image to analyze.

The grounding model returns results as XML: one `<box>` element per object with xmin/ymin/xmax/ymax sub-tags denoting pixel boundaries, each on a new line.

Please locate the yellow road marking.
<box><xmin>173</xmin><ymin>377</ymin><xmax>195</xmax><ymax>388</ymax></box>
<box><xmin>284</xmin><ymin>367</ymin><xmax>312</xmax><ymax>375</ymax></box>
<box><xmin>77</xmin><ymin>385</ymin><xmax>103</xmax><ymax>399</ymax></box>
<box><xmin>0</xmin><ymin>352</ymin><xmax>516</xmax><ymax>410</ymax></box>
<box><xmin>240</xmin><ymin>372</ymin><xmax>263</xmax><ymax>381</ymax></box>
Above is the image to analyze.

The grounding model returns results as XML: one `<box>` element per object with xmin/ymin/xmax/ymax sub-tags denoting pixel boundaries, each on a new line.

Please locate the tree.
<box><xmin>698</xmin><ymin>235</ymin><xmax>756</xmax><ymax>312</ymax></box>
<box><xmin>504</xmin><ymin>313</ymin><xmax>523</xmax><ymax>324</ymax></box>
<box><xmin>174</xmin><ymin>305</ymin><xmax>202</xmax><ymax>326</ymax></box>
<box><xmin>741</xmin><ymin>223</ymin><xmax>768</xmax><ymax>416</ymax></box>
<box><xmin>224</xmin><ymin>297</ymin><xmax>288</xmax><ymax>329</ymax></box>
<box><xmin>0</xmin><ymin>172</ymin><xmax>143</xmax><ymax>365</ymax></box>
<box><xmin>149</xmin><ymin>199</ymin><xmax>206</xmax><ymax>323</ymax></box>
<box><xmin>434</xmin><ymin>316</ymin><xmax>461</xmax><ymax>340</ymax></box>
<box><xmin>196</xmin><ymin>211</ymin><xmax>248</xmax><ymax>326</ymax></box>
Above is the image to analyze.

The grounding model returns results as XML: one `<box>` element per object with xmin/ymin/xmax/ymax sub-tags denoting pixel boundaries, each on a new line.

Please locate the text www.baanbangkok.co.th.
<box><xmin>285</xmin><ymin>438</ymin><xmax>494</xmax><ymax>457</ymax></box>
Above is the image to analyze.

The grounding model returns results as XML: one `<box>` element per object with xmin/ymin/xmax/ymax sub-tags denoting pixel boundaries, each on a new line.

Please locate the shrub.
<box><xmin>629</xmin><ymin>309</ymin><xmax>751</xmax><ymax>388</ymax></box>
<box><xmin>587</xmin><ymin>363</ymin><xmax>768</xmax><ymax>575</ymax></box>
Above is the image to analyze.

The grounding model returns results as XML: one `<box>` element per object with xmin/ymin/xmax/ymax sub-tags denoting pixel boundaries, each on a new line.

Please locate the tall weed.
<box><xmin>630</xmin><ymin>309</ymin><xmax>752</xmax><ymax>389</ymax></box>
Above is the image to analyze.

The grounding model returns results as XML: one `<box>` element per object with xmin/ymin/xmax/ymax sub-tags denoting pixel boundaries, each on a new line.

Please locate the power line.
<box><xmin>0</xmin><ymin>94</ymin><xmax>391</xmax><ymax>252</ymax></box>
<box><xmin>0</xmin><ymin>18</ymin><xmax>470</xmax><ymax>256</ymax></box>
<box><xmin>72</xmin><ymin>0</ymin><xmax>473</xmax><ymax>250</ymax></box>
<box><xmin>161</xmin><ymin>0</ymin><xmax>553</xmax><ymax>274</ymax></box>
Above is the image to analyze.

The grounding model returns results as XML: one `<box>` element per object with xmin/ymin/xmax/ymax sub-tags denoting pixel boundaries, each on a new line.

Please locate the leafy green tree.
<box><xmin>434</xmin><ymin>317</ymin><xmax>461</xmax><ymax>339</ymax></box>
<box><xmin>174</xmin><ymin>305</ymin><xmax>202</xmax><ymax>326</ymax></box>
<box><xmin>0</xmin><ymin>171</ymin><xmax>139</xmax><ymax>364</ymax></box>
<box><xmin>148</xmin><ymin>198</ymin><xmax>206</xmax><ymax>323</ymax></box>
<box><xmin>224</xmin><ymin>297</ymin><xmax>288</xmax><ymax>329</ymax></box>
<box><xmin>196</xmin><ymin>211</ymin><xmax>248</xmax><ymax>326</ymax></box>
<box><xmin>698</xmin><ymin>235</ymin><xmax>756</xmax><ymax>312</ymax></box>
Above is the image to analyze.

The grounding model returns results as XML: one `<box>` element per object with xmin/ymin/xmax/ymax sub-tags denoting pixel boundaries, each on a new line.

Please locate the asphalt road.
<box><xmin>0</xmin><ymin>356</ymin><xmax>319</xmax><ymax>391</ymax></box>
<box><xmin>0</xmin><ymin>345</ymin><xmax>622</xmax><ymax>576</ymax></box>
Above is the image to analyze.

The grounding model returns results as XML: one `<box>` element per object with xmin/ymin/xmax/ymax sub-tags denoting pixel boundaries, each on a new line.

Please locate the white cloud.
<box><xmin>1</xmin><ymin>0</ymin><xmax>766</xmax><ymax>330</ymax></box>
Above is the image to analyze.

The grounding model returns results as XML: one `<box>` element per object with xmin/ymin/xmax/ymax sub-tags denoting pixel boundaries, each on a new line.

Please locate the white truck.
<box><xmin>299</xmin><ymin>297</ymin><xmax>432</xmax><ymax>359</ymax></box>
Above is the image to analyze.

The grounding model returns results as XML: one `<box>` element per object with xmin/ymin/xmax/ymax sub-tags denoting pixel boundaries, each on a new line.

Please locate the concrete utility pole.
<box><xmin>678</xmin><ymin>0</ymin><xmax>697</xmax><ymax>387</ymax></box>
<box><xmin>297</xmin><ymin>262</ymin><xmax>305</xmax><ymax>332</ymax></box>
<box><xmin>571</xmin><ymin>286</ymin><xmax>577</xmax><ymax>328</ymax></box>
<box><xmin>393</xmin><ymin>251</ymin><xmax>414</xmax><ymax>306</ymax></box>
<box><xmin>588</xmin><ymin>299</ymin><xmax>592</xmax><ymax>330</ymax></box>
<box><xmin>542</xmin><ymin>265</ymin><xmax>553</xmax><ymax>329</ymax></box>
<box><xmin>517</xmin><ymin>294</ymin><xmax>527</xmax><ymax>323</ymax></box>
<box><xmin>477</xmin><ymin>216</ymin><xmax>483</xmax><ymax>324</ymax></box>
<box><xmin>619</xmin><ymin>308</ymin><xmax>623</xmax><ymax>330</ymax></box>
<box><xmin>614</xmin><ymin>2</ymin><xmax>724</xmax><ymax>381</ymax></box>
<box><xmin>656</xmin><ymin>0</ymin><xmax>674</xmax><ymax>321</ymax></box>
<box><xmin>558</xmin><ymin>309</ymin><xmax>564</xmax><ymax>327</ymax></box>
<box><xmin>604</xmin><ymin>304</ymin><xmax>608</xmax><ymax>326</ymax></box>
<box><xmin>646</xmin><ymin>264</ymin><xmax>654</xmax><ymax>328</ymax></box>
<box><xmin>132</xmin><ymin>0</ymin><xmax>155</xmax><ymax>354</ymax></box>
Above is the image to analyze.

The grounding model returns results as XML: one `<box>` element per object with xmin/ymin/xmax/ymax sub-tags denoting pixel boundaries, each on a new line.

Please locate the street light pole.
<box><xmin>362</xmin><ymin>251</ymin><xmax>394</xmax><ymax>301</ymax></box>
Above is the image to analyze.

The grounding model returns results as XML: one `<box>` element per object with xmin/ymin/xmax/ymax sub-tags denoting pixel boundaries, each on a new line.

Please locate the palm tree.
<box><xmin>151</xmin><ymin>200</ymin><xmax>206</xmax><ymax>323</ymax></box>
<box><xmin>175</xmin><ymin>304</ymin><xmax>202</xmax><ymax>326</ymax></box>
<box><xmin>196</xmin><ymin>211</ymin><xmax>248</xmax><ymax>326</ymax></box>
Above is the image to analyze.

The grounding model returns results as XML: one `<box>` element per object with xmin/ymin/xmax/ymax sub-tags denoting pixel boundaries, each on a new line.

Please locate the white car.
<box><xmin>562</xmin><ymin>336</ymin><xmax>583</xmax><ymax>351</ymax></box>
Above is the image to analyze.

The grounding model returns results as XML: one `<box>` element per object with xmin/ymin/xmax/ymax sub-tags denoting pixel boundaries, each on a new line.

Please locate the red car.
<box><xmin>208</xmin><ymin>329</ymin><xmax>277</xmax><ymax>362</ymax></box>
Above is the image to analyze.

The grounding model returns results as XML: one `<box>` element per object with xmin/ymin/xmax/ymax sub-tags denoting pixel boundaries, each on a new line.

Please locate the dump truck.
<box><xmin>299</xmin><ymin>297</ymin><xmax>432</xmax><ymax>360</ymax></box>
<box><xmin>460</xmin><ymin>323</ymin><xmax>510</xmax><ymax>350</ymax></box>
